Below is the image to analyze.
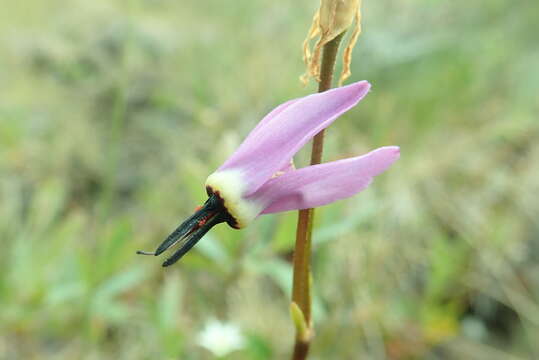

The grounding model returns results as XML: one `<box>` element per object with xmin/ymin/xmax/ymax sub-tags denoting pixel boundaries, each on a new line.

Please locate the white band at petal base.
<box><xmin>205</xmin><ymin>170</ymin><xmax>265</xmax><ymax>228</ymax></box>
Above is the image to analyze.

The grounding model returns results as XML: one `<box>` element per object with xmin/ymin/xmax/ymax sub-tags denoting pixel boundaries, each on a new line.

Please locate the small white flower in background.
<box><xmin>197</xmin><ymin>319</ymin><xmax>246</xmax><ymax>357</ymax></box>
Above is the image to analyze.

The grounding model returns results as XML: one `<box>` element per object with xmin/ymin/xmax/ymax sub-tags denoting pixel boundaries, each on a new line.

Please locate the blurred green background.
<box><xmin>1</xmin><ymin>0</ymin><xmax>538</xmax><ymax>359</ymax></box>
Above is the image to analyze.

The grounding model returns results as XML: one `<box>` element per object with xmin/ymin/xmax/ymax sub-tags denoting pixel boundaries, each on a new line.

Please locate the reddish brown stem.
<box><xmin>291</xmin><ymin>32</ymin><xmax>344</xmax><ymax>360</ymax></box>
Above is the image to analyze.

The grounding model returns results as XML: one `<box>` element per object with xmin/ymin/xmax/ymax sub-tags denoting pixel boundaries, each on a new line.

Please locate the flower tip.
<box><xmin>389</xmin><ymin>145</ymin><xmax>400</xmax><ymax>158</ymax></box>
<box><xmin>394</xmin><ymin>147</ymin><xmax>401</xmax><ymax>161</ymax></box>
<box><xmin>338</xmin><ymin>80</ymin><xmax>371</xmax><ymax>100</ymax></box>
<box><xmin>380</xmin><ymin>146</ymin><xmax>401</xmax><ymax>163</ymax></box>
<box><xmin>357</xmin><ymin>79</ymin><xmax>371</xmax><ymax>89</ymax></box>
<box><xmin>366</xmin><ymin>146</ymin><xmax>400</xmax><ymax>176</ymax></box>
<box><xmin>360</xmin><ymin>80</ymin><xmax>371</xmax><ymax>94</ymax></box>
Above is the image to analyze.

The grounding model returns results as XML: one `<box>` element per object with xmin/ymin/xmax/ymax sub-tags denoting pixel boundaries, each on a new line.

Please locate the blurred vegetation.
<box><xmin>1</xmin><ymin>0</ymin><xmax>538</xmax><ymax>359</ymax></box>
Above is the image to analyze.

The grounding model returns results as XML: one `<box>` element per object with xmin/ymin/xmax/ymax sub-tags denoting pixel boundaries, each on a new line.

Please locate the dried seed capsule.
<box><xmin>302</xmin><ymin>0</ymin><xmax>362</xmax><ymax>86</ymax></box>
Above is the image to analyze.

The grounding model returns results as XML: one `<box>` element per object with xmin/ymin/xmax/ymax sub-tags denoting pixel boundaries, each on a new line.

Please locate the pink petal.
<box><xmin>247</xmin><ymin>98</ymin><xmax>298</xmax><ymax>140</ymax></box>
<box><xmin>217</xmin><ymin>81</ymin><xmax>371</xmax><ymax>195</ymax></box>
<box><xmin>249</xmin><ymin>146</ymin><xmax>400</xmax><ymax>214</ymax></box>
<box><xmin>278</xmin><ymin>159</ymin><xmax>296</xmax><ymax>173</ymax></box>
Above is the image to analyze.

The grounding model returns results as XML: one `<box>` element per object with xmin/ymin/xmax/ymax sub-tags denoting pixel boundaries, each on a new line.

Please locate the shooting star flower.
<box><xmin>138</xmin><ymin>81</ymin><xmax>399</xmax><ymax>266</ymax></box>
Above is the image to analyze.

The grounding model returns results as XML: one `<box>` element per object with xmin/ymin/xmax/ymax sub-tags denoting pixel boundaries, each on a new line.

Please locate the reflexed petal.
<box><xmin>247</xmin><ymin>98</ymin><xmax>298</xmax><ymax>139</ymax></box>
<box><xmin>250</xmin><ymin>146</ymin><xmax>400</xmax><ymax>214</ymax></box>
<box><xmin>214</xmin><ymin>81</ymin><xmax>371</xmax><ymax>195</ymax></box>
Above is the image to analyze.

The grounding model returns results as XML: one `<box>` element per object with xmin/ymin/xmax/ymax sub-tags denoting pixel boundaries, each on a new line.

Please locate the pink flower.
<box><xmin>138</xmin><ymin>81</ymin><xmax>399</xmax><ymax>266</ymax></box>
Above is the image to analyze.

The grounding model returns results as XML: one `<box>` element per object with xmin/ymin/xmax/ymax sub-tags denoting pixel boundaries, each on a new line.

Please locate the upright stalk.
<box><xmin>291</xmin><ymin>32</ymin><xmax>344</xmax><ymax>360</ymax></box>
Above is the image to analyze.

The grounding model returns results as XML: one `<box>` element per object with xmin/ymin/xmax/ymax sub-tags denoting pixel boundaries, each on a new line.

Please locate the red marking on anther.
<box><xmin>194</xmin><ymin>205</ymin><xmax>202</xmax><ymax>212</ymax></box>
<box><xmin>198</xmin><ymin>218</ymin><xmax>208</xmax><ymax>227</ymax></box>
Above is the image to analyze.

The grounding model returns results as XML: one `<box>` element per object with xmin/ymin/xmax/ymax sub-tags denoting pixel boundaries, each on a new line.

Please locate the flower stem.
<box><xmin>291</xmin><ymin>32</ymin><xmax>345</xmax><ymax>360</ymax></box>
